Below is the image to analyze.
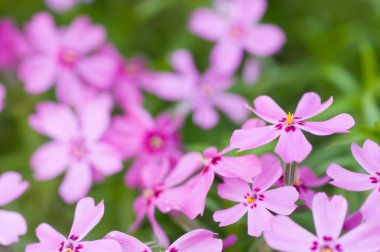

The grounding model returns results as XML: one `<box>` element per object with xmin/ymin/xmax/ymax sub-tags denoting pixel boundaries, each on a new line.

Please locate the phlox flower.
<box><xmin>45</xmin><ymin>0</ymin><xmax>93</xmax><ymax>13</ymax></box>
<box><xmin>0</xmin><ymin>83</ymin><xmax>6</xmax><ymax>112</ymax></box>
<box><xmin>230</xmin><ymin>92</ymin><xmax>355</xmax><ymax>163</ymax></box>
<box><xmin>189</xmin><ymin>0</ymin><xmax>285</xmax><ymax>74</ymax></box>
<box><xmin>105</xmin><ymin>105</ymin><xmax>182</xmax><ymax>188</ymax></box>
<box><xmin>26</xmin><ymin>197</ymin><xmax>122</xmax><ymax>252</ymax></box>
<box><xmin>105</xmin><ymin>229</ymin><xmax>223</xmax><ymax>252</ymax></box>
<box><xmin>180</xmin><ymin>146</ymin><xmax>261</xmax><ymax>219</ymax></box>
<box><xmin>264</xmin><ymin>193</ymin><xmax>380</xmax><ymax>252</ymax></box>
<box><xmin>19</xmin><ymin>12</ymin><xmax>116</xmax><ymax>106</ymax></box>
<box><xmin>128</xmin><ymin>153</ymin><xmax>203</xmax><ymax>247</ymax></box>
<box><xmin>327</xmin><ymin>139</ymin><xmax>380</xmax><ymax>224</ymax></box>
<box><xmin>0</xmin><ymin>171</ymin><xmax>28</xmax><ymax>246</ymax></box>
<box><xmin>0</xmin><ymin>18</ymin><xmax>29</xmax><ymax>70</ymax></box>
<box><xmin>213</xmin><ymin>153</ymin><xmax>298</xmax><ymax>237</ymax></box>
<box><xmin>143</xmin><ymin>49</ymin><xmax>248</xmax><ymax>129</ymax></box>
<box><xmin>242</xmin><ymin>58</ymin><xmax>261</xmax><ymax>85</ymax></box>
<box><xmin>30</xmin><ymin>95</ymin><xmax>122</xmax><ymax>204</ymax></box>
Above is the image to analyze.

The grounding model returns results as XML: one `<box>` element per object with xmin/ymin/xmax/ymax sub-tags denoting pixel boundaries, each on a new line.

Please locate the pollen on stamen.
<box><xmin>286</xmin><ymin>112</ymin><xmax>294</xmax><ymax>126</ymax></box>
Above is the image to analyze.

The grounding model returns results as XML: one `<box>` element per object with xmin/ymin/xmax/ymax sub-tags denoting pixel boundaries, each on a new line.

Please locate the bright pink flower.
<box><xmin>19</xmin><ymin>12</ymin><xmax>116</xmax><ymax>105</ymax></box>
<box><xmin>213</xmin><ymin>153</ymin><xmax>298</xmax><ymax>237</ymax></box>
<box><xmin>106</xmin><ymin>229</ymin><xmax>223</xmax><ymax>252</ymax></box>
<box><xmin>128</xmin><ymin>153</ymin><xmax>202</xmax><ymax>247</ymax></box>
<box><xmin>0</xmin><ymin>171</ymin><xmax>28</xmax><ymax>246</ymax></box>
<box><xmin>327</xmin><ymin>139</ymin><xmax>380</xmax><ymax>224</ymax></box>
<box><xmin>230</xmin><ymin>92</ymin><xmax>355</xmax><ymax>163</ymax></box>
<box><xmin>30</xmin><ymin>95</ymin><xmax>122</xmax><ymax>204</ymax></box>
<box><xmin>189</xmin><ymin>0</ymin><xmax>285</xmax><ymax>74</ymax></box>
<box><xmin>26</xmin><ymin>197</ymin><xmax>122</xmax><ymax>252</ymax></box>
<box><xmin>264</xmin><ymin>193</ymin><xmax>380</xmax><ymax>252</ymax></box>
<box><xmin>105</xmin><ymin>106</ymin><xmax>182</xmax><ymax>188</ymax></box>
<box><xmin>143</xmin><ymin>49</ymin><xmax>248</xmax><ymax>129</ymax></box>
<box><xmin>180</xmin><ymin>147</ymin><xmax>262</xmax><ymax>219</ymax></box>
<box><xmin>0</xmin><ymin>19</ymin><xmax>29</xmax><ymax>70</ymax></box>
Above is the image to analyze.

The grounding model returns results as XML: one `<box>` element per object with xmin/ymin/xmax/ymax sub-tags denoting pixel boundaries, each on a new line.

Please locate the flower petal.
<box><xmin>351</xmin><ymin>140</ymin><xmax>380</xmax><ymax>175</ymax></box>
<box><xmin>213</xmin><ymin>203</ymin><xmax>247</xmax><ymax>227</ymax></box>
<box><xmin>170</xmin><ymin>49</ymin><xmax>197</xmax><ymax>75</ymax></box>
<box><xmin>230</xmin><ymin>0</ymin><xmax>267</xmax><ymax>23</ymax></box>
<box><xmin>168</xmin><ymin>229</ymin><xmax>223</xmax><ymax>252</ymax></box>
<box><xmin>188</xmin><ymin>8</ymin><xmax>226</xmax><ymax>41</ymax></box>
<box><xmin>299</xmin><ymin>114</ymin><xmax>355</xmax><ymax>136</ymax></box>
<box><xmin>299</xmin><ymin>166</ymin><xmax>330</xmax><ymax>188</ymax></box>
<box><xmin>211</xmin><ymin>42</ymin><xmax>243</xmax><ymax>75</ymax></box>
<box><xmin>241</xmin><ymin>118</ymin><xmax>266</xmax><ymax>129</ymax></box>
<box><xmin>230</xmin><ymin>125</ymin><xmax>281</xmax><ymax>151</ymax></box>
<box><xmin>243</xmin><ymin>58</ymin><xmax>261</xmax><ymax>85</ymax></box>
<box><xmin>193</xmin><ymin>103</ymin><xmax>219</xmax><ymax>129</ymax></box>
<box><xmin>147</xmin><ymin>206</ymin><xmax>169</xmax><ymax>248</ymax></box>
<box><xmin>80</xmin><ymin>239</ymin><xmax>122</xmax><ymax>252</ymax></box>
<box><xmin>247</xmin><ymin>204</ymin><xmax>273</xmax><ymax>237</ymax></box>
<box><xmin>359</xmin><ymin>189</ymin><xmax>380</xmax><ymax>223</ymax></box>
<box><xmin>294</xmin><ymin>92</ymin><xmax>333</xmax><ymax>120</ymax></box>
<box><xmin>262</xmin><ymin>186</ymin><xmax>298</xmax><ymax>215</ymax></box>
<box><xmin>0</xmin><ymin>210</ymin><xmax>27</xmax><ymax>245</ymax></box>
<box><xmin>275</xmin><ymin>129</ymin><xmax>312</xmax><ymax>163</ymax></box>
<box><xmin>217</xmin><ymin>177</ymin><xmax>251</xmax><ymax>202</ymax></box>
<box><xmin>251</xmin><ymin>96</ymin><xmax>287</xmax><ymax>124</ymax></box>
<box><xmin>253</xmin><ymin>153</ymin><xmax>282</xmax><ymax>192</ymax></box>
<box><xmin>0</xmin><ymin>172</ymin><xmax>29</xmax><ymax>207</ymax></box>
<box><xmin>339</xmin><ymin>222</ymin><xmax>380</xmax><ymax>252</ymax></box>
<box><xmin>89</xmin><ymin>143</ymin><xmax>122</xmax><ymax>176</ymax></box>
<box><xmin>245</xmin><ymin>24</ymin><xmax>285</xmax><ymax>57</ymax></box>
<box><xmin>214</xmin><ymin>93</ymin><xmax>249</xmax><ymax>124</ymax></box>
<box><xmin>105</xmin><ymin>231</ymin><xmax>151</xmax><ymax>252</ymax></box>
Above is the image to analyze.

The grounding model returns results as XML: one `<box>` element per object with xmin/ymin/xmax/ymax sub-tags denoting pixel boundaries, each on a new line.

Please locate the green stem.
<box><xmin>284</xmin><ymin>162</ymin><xmax>297</xmax><ymax>186</ymax></box>
<box><xmin>0</xmin><ymin>246</ymin><xmax>15</xmax><ymax>252</ymax></box>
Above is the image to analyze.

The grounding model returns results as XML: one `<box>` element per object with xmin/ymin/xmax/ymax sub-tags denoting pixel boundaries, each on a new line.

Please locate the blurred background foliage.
<box><xmin>1</xmin><ymin>0</ymin><xmax>380</xmax><ymax>251</ymax></box>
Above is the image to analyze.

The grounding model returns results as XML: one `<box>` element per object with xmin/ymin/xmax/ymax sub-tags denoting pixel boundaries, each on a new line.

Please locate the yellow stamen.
<box><xmin>64</xmin><ymin>249</ymin><xmax>73</xmax><ymax>252</ymax></box>
<box><xmin>150</xmin><ymin>136</ymin><xmax>164</xmax><ymax>149</ymax></box>
<box><xmin>247</xmin><ymin>196</ymin><xmax>256</xmax><ymax>204</ymax></box>
<box><xmin>286</xmin><ymin>112</ymin><xmax>294</xmax><ymax>126</ymax></box>
<box><xmin>321</xmin><ymin>249</ymin><xmax>333</xmax><ymax>252</ymax></box>
<box><xmin>143</xmin><ymin>189</ymin><xmax>153</xmax><ymax>198</ymax></box>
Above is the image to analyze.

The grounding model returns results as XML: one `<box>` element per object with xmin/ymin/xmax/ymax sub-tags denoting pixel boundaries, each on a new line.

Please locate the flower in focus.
<box><xmin>26</xmin><ymin>197</ymin><xmax>122</xmax><ymax>252</ymax></box>
<box><xmin>230</xmin><ymin>92</ymin><xmax>355</xmax><ymax>163</ymax></box>
<box><xmin>0</xmin><ymin>18</ymin><xmax>29</xmax><ymax>70</ymax></box>
<box><xmin>0</xmin><ymin>171</ymin><xmax>28</xmax><ymax>246</ymax></box>
<box><xmin>105</xmin><ymin>229</ymin><xmax>223</xmax><ymax>252</ymax></box>
<box><xmin>213</xmin><ymin>153</ymin><xmax>298</xmax><ymax>237</ymax></box>
<box><xmin>189</xmin><ymin>0</ymin><xmax>285</xmax><ymax>74</ymax></box>
<box><xmin>30</xmin><ymin>95</ymin><xmax>122</xmax><ymax>204</ymax></box>
<box><xmin>144</xmin><ymin>49</ymin><xmax>249</xmax><ymax>129</ymax></box>
<box><xmin>105</xmin><ymin>105</ymin><xmax>183</xmax><ymax>188</ymax></box>
<box><xmin>19</xmin><ymin>12</ymin><xmax>116</xmax><ymax>106</ymax></box>
<box><xmin>264</xmin><ymin>193</ymin><xmax>380</xmax><ymax>252</ymax></box>
<box><xmin>327</xmin><ymin>139</ymin><xmax>380</xmax><ymax>225</ymax></box>
<box><xmin>180</xmin><ymin>146</ymin><xmax>262</xmax><ymax>219</ymax></box>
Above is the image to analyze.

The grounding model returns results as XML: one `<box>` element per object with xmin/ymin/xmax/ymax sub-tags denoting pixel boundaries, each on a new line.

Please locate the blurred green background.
<box><xmin>1</xmin><ymin>0</ymin><xmax>380</xmax><ymax>251</ymax></box>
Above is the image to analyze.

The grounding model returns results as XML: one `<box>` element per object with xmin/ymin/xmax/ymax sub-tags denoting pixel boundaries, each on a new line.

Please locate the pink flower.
<box><xmin>180</xmin><ymin>147</ymin><xmax>262</xmax><ymax>219</ymax></box>
<box><xmin>230</xmin><ymin>92</ymin><xmax>355</xmax><ymax>163</ymax></box>
<box><xmin>128</xmin><ymin>153</ymin><xmax>203</xmax><ymax>247</ymax></box>
<box><xmin>213</xmin><ymin>153</ymin><xmax>298</xmax><ymax>237</ymax></box>
<box><xmin>189</xmin><ymin>0</ymin><xmax>285</xmax><ymax>74</ymax></box>
<box><xmin>26</xmin><ymin>197</ymin><xmax>122</xmax><ymax>252</ymax></box>
<box><xmin>327</xmin><ymin>139</ymin><xmax>380</xmax><ymax>224</ymax></box>
<box><xmin>242</xmin><ymin>58</ymin><xmax>261</xmax><ymax>85</ymax></box>
<box><xmin>105</xmin><ymin>229</ymin><xmax>223</xmax><ymax>252</ymax></box>
<box><xmin>45</xmin><ymin>0</ymin><xmax>92</xmax><ymax>12</ymax></box>
<box><xmin>143</xmin><ymin>49</ymin><xmax>248</xmax><ymax>129</ymax></box>
<box><xmin>19</xmin><ymin>12</ymin><xmax>116</xmax><ymax>105</ymax></box>
<box><xmin>105</xmin><ymin>106</ymin><xmax>182</xmax><ymax>188</ymax></box>
<box><xmin>0</xmin><ymin>18</ymin><xmax>29</xmax><ymax>70</ymax></box>
<box><xmin>0</xmin><ymin>83</ymin><xmax>6</xmax><ymax>112</ymax></box>
<box><xmin>264</xmin><ymin>193</ymin><xmax>380</xmax><ymax>252</ymax></box>
<box><xmin>0</xmin><ymin>171</ymin><xmax>28</xmax><ymax>246</ymax></box>
<box><xmin>277</xmin><ymin>166</ymin><xmax>330</xmax><ymax>208</ymax></box>
<box><xmin>30</xmin><ymin>95</ymin><xmax>122</xmax><ymax>204</ymax></box>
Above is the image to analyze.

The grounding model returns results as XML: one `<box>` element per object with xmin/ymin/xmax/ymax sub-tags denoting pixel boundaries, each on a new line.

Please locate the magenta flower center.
<box><xmin>69</xmin><ymin>139</ymin><xmax>89</xmax><ymax>161</ymax></box>
<box><xmin>168</xmin><ymin>248</ymin><xmax>178</xmax><ymax>252</ymax></box>
<box><xmin>369</xmin><ymin>172</ymin><xmax>380</xmax><ymax>188</ymax></box>
<box><xmin>59</xmin><ymin>235</ymin><xmax>83</xmax><ymax>252</ymax></box>
<box><xmin>144</xmin><ymin>132</ymin><xmax>166</xmax><ymax>153</ymax></box>
<box><xmin>243</xmin><ymin>188</ymin><xmax>264</xmax><ymax>209</ymax></box>
<box><xmin>229</xmin><ymin>24</ymin><xmax>245</xmax><ymax>41</ymax></box>
<box><xmin>275</xmin><ymin>112</ymin><xmax>306</xmax><ymax>133</ymax></box>
<box><xmin>310</xmin><ymin>236</ymin><xmax>343</xmax><ymax>252</ymax></box>
<box><xmin>58</xmin><ymin>48</ymin><xmax>78</xmax><ymax>67</ymax></box>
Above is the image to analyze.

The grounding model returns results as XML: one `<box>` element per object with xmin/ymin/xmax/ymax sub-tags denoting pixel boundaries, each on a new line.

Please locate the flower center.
<box><xmin>369</xmin><ymin>172</ymin><xmax>380</xmax><ymax>187</ymax></box>
<box><xmin>286</xmin><ymin>112</ymin><xmax>294</xmax><ymax>126</ymax></box>
<box><xmin>229</xmin><ymin>24</ymin><xmax>244</xmax><ymax>40</ymax></box>
<box><xmin>59</xmin><ymin>48</ymin><xmax>77</xmax><ymax>67</ymax></box>
<box><xmin>145</xmin><ymin>132</ymin><xmax>166</xmax><ymax>153</ymax></box>
<box><xmin>69</xmin><ymin>139</ymin><xmax>88</xmax><ymax>161</ymax></box>
<box><xmin>59</xmin><ymin>235</ymin><xmax>83</xmax><ymax>252</ymax></box>
<box><xmin>243</xmin><ymin>188</ymin><xmax>264</xmax><ymax>209</ymax></box>
<box><xmin>200</xmin><ymin>84</ymin><xmax>214</xmax><ymax>97</ymax></box>
<box><xmin>246</xmin><ymin>195</ymin><xmax>256</xmax><ymax>204</ymax></box>
<box><xmin>310</xmin><ymin>236</ymin><xmax>343</xmax><ymax>252</ymax></box>
<box><xmin>275</xmin><ymin>112</ymin><xmax>305</xmax><ymax>133</ymax></box>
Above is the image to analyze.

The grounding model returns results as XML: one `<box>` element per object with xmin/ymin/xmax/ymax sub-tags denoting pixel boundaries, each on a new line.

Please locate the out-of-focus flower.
<box><xmin>189</xmin><ymin>0</ymin><xmax>285</xmax><ymax>74</ymax></box>
<box><xmin>180</xmin><ymin>147</ymin><xmax>261</xmax><ymax>219</ymax></box>
<box><xmin>30</xmin><ymin>95</ymin><xmax>122</xmax><ymax>204</ymax></box>
<box><xmin>213</xmin><ymin>153</ymin><xmax>298</xmax><ymax>237</ymax></box>
<box><xmin>100</xmin><ymin>45</ymin><xmax>147</xmax><ymax>110</ymax></box>
<box><xmin>128</xmin><ymin>153</ymin><xmax>203</xmax><ymax>247</ymax></box>
<box><xmin>105</xmin><ymin>106</ymin><xmax>182</xmax><ymax>188</ymax></box>
<box><xmin>0</xmin><ymin>171</ymin><xmax>28</xmax><ymax>246</ymax></box>
<box><xmin>230</xmin><ymin>92</ymin><xmax>355</xmax><ymax>163</ymax></box>
<box><xmin>327</xmin><ymin>139</ymin><xmax>380</xmax><ymax>224</ymax></box>
<box><xmin>0</xmin><ymin>19</ymin><xmax>29</xmax><ymax>70</ymax></box>
<box><xmin>26</xmin><ymin>197</ymin><xmax>122</xmax><ymax>252</ymax></box>
<box><xmin>264</xmin><ymin>193</ymin><xmax>380</xmax><ymax>252</ymax></box>
<box><xmin>45</xmin><ymin>0</ymin><xmax>93</xmax><ymax>13</ymax></box>
<box><xmin>19</xmin><ymin>12</ymin><xmax>116</xmax><ymax>106</ymax></box>
<box><xmin>0</xmin><ymin>83</ymin><xmax>6</xmax><ymax>112</ymax></box>
<box><xmin>223</xmin><ymin>235</ymin><xmax>237</xmax><ymax>250</ymax></box>
<box><xmin>106</xmin><ymin>229</ymin><xmax>223</xmax><ymax>252</ymax></box>
<box><xmin>144</xmin><ymin>49</ymin><xmax>248</xmax><ymax>129</ymax></box>
<box><xmin>242</xmin><ymin>58</ymin><xmax>261</xmax><ymax>85</ymax></box>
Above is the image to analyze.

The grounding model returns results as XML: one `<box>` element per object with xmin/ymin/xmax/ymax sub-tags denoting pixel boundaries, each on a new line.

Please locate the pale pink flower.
<box><xmin>213</xmin><ymin>153</ymin><xmax>298</xmax><ymax>237</ymax></box>
<box><xmin>105</xmin><ymin>106</ymin><xmax>182</xmax><ymax>188</ymax></box>
<box><xmin>106</xmin><ymin>229</ymin><xmax>223</xmax><ymax>252</ymax></box>
<box><xmin>26</xmin><ymin>197</ymin><xmax>122</xmax><ymax>252</ymax></box>
<box><xmin>189</xmin><ymin>0</ymin><xmax>285</xmax><ymax>74</ymax></box>
<box><xmin>0</xmin><ymin>171</ymin><xmax>28</xmax><ymax>246</ymax></box>
<box><xmin>231</xmin><ymin>92</ymin><xmax>355</xmax><ymax>163</ymax></box>
<box><xmin>19</xmin><ymin>12</ymin><xmax>116</xmax><ymax>105</ymax></box>
<box><xmin>0</xmin><ymin>18</ymin><xmax>29</xmax><ymax>70</ymax></box>
<box><xmin>327</xmin><ymin>139</ymin><xmax>380</xmax><ymax>224</ymax></box>
<box><xmin>45</xmin><ymin>0</ymin><xmax>93</xmax><ymax>13</ymax></box>
<box><xmin>30</xmin><ymin>95</ymin><xmax>122</xmax><ymax>204</ymax></box>
<box><xmin>143</xmin><ymin>49</ymin><xmax>248</xmax><ymax>129</ymax></box>
<box><xmin>264</xmin><ymin>193</ymin><xmax>380</xmax><ymax>252</ymax></box>
<box><xmin>242</xmin><ymin>58</ymin><xmax>261</xmax><ymax>85</ymax></box>
<box><xmin>180</xmin><ymin>147</ymin><xmax>262</xmax><ymax>219</ymax></box>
